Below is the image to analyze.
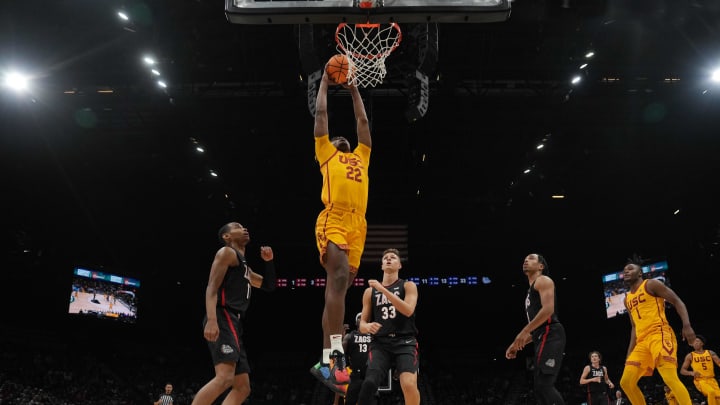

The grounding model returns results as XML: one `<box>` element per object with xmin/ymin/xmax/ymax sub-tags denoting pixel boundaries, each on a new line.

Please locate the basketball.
<box><xmin>326</xmin><ymin>54</ymin><xmax>350</xmax><ymax>84</ymax></box>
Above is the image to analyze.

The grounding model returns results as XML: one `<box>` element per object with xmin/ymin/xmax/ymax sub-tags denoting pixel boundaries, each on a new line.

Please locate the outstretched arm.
<box><xmin>349</xmin><ymin>85</ymin><xmax>371</xmax><ymax>148</ymax></box>
<box><xmin>646</xmin><ymin>279</ymin><xmax>695</xmax><ymax>343</ymax></box>
<box><xmin>314</xmin><ymin>72</ymin><xmax>330</xmax><ymax>138</ymax></box>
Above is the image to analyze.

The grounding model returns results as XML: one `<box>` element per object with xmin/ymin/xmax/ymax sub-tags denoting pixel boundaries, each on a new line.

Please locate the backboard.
<box><xmin>225</xmin><ymin>0</ymin><xmax>511</xmax><ymax>25</ymax></box>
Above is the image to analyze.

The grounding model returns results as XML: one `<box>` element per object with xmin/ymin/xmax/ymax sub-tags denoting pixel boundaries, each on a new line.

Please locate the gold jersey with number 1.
<box><xmin>624</xmin><ymin>279</ymin><xmax>673</xmax><ymax>342</ymax></box>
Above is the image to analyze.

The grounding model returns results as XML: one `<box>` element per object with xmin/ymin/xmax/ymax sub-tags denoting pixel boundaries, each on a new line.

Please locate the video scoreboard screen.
<box><xmin>68</xmin><ymin>267</ymin><xmax>140</xmax><ymax>324</ymax></box>
<box><xmin>602</xmin><ymin>260</ymin><xmax>669</xmax><ymax>319</ymax></box>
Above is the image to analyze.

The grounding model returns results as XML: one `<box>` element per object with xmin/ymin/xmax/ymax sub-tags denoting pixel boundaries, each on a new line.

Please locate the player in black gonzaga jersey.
<box><xmin>357</xmin><ymin>248</ymin><xmax>420</xmax><ymax>405</ymax></box>
<box><xmin>579</xmin><ymin>351</ymin><xmax>615</xmax><ymax>405</ymax></box>
<box><xmin>506</xmin><ymin>253</ymin><xmax>566</xmax><ymax>405</ymax></box>
<box><xmin>191</xmin><ymin>222</ymin><xmax>277</xmax><ymax>405</ymax></box>
<box><xmin>343</xmin><ymin>312</ymin><xmax>375</xmax><ymax>405</ymax></box>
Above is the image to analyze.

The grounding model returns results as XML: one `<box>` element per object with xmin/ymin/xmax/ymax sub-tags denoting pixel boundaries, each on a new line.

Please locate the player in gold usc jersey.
<box><xmin>618</xmin><ymin>257</ymin><xmax>696</xmax><ymax>405</ymax></box>
<box><xmin>680</xmin><ymin>334</ymin><xmax>720</xmax><ymax>405</ymax></box>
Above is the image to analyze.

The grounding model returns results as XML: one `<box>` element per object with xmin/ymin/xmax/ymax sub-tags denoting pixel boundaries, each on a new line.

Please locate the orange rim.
<box><xmin>335</xmin><ymin>22</ymin><xmax>402</xmax><ymax>60</ymax></box>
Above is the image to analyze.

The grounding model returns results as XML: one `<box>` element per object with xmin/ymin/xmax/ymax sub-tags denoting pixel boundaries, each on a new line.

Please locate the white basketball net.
<box><xmin>335</xmin><ymin>23</ymin><xmax>402</xmax><ymax>88</ymax></box>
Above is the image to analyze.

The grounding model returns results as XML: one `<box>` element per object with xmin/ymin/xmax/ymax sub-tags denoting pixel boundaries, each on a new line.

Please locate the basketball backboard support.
<box><xmin>225</xmin><ymin>0</ymin><xmax>511</xmax><ymax>25</ymax></box>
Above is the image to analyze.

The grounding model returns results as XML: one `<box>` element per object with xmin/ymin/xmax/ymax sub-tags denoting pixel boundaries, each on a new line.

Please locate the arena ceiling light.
<box><xmin>2</xmin><ymin>72</ymin><xmax>30</xmax><ymax>92</ymax></box>
<box><xmin>711</xmin><ymin>68</ymin><xmax>720</xmax><ymax>83</ymax></box>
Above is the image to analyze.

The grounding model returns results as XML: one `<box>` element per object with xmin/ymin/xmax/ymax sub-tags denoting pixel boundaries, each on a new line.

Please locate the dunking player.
<box><xmin>309</xmin><ymin>67</ymin><xmax>372</xmax><ymax>395</ymax></box>
<box><xmin>505</xmin><ymin>253</ymin><xmax>566</xmax><ymax>405</ymax></box>
<box><xmin>618</xmin><ymin>256</ymin><xmax>696</xmax><ymax>405</ymax></box>
<box><xmin>343</xmin><ymin>312</ymin><xmax>375</xmax><ymax>405</ymax></box>
<box><xmin>357</xmin><ymin>248</ymin><xmax>420</xmax><ymax>405</ymax></box>
<box><xmin>680</xmin><ymin>335</ymin><xmax>720</xmax><ymax>405</ymax></box>
<box><xmin>191</xmin><ymin>222</ymin><xmax>276</xmax><ymax>405</ymax></box>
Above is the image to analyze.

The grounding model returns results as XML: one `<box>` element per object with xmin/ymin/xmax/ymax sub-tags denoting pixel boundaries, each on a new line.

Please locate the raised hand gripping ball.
<box><xmin>326</xmin><ymin>54</ymin><xmax>350</xmax><ymax>84</ymax></box>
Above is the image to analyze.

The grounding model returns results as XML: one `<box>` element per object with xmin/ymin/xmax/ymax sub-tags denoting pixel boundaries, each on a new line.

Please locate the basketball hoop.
<box><xmin>335</xmin><ymin>22</ymin><xmax>402</xmax><ymax>88</ymax></box>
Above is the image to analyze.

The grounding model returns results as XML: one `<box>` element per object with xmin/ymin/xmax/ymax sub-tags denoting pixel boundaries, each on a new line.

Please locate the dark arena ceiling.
<box><xmin>1</xmin><ymin>0</ymin><xmax>720</xmax><ymax>334</ymax></box>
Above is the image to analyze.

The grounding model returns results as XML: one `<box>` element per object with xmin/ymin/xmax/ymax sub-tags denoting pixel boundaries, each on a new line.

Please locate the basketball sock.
<box><xmin>322</xmin><ymin>348</ymin><xmax>332</xmax><ymax>364</ymax></box>
<box><xmin>330</xmin><ymin>334</ymin><xmax>344</xmax><ymax>354</ymax></box>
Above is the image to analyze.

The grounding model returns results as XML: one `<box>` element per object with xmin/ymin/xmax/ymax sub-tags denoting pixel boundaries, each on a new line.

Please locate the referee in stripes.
<box><xmin>154</xmin><ymin>383</ymin><xmax>174</xmax><ymax>405</ymax></box>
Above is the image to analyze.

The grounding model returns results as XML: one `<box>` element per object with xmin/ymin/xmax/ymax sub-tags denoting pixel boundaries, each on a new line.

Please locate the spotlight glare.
<box><xmin>117</xmin><ymin>11</ymin><xmax>129</xmax><ymax>21</ymax></box>
<box><xmin>3</xmin><ymin>72</ymin><xmax>29</xmax><ymax>92</ymax></box>
<box><xmin>151</xmin><ymin>69</ymin><xmax>160</xmax><ymax>76</ymax></box>
<box><xmin>143</xmin><ymin>56</ymin><xmax>156</xmax><ymax>65</ymax></box>
<box><xmin>157</xmin><ymin>80</ymin><xmax>167</xmax><ymax>88</ymax></box>
<box><xmin>711</xmin><ymin>68</ymin><xmax>720</xmax><ymax>83</ymax></box>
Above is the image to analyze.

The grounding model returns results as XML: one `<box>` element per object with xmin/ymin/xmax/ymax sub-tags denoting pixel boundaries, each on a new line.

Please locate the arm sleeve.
<box><xmin>260</xmin><ymin>260</ymin><xmax>276</xmax><ymax>292</ymax></box>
